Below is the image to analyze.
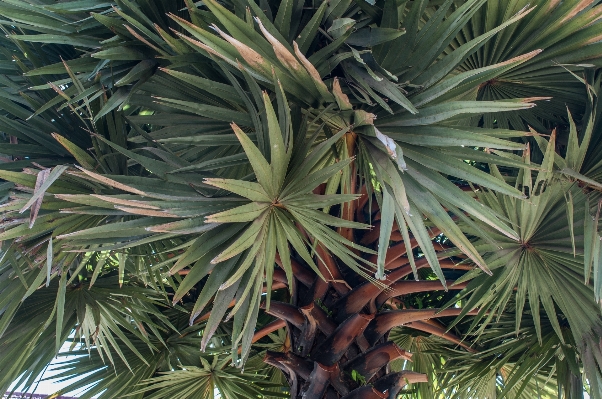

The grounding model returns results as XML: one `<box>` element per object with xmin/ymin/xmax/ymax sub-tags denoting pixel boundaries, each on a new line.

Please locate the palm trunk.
<box><xmin>261</xmin><ymin>135</ymin><xmax>475</xmax><ymax>398</ymax></box>
<box><xmin>263</xmin><ymin>268</ymin><xmax>473</xmax><ymax>398</ymax></box>
<box><xmin>264</xmin><ymin>215</ymin><xmax>473</xmax><ymax>398</ymax></box>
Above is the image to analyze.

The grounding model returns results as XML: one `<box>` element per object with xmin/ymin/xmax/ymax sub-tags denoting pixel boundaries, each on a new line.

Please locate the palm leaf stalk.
<box><xmin>0</xmin><ymin>0</ymin><xmax>600</xmax><ymax>398</ymax></box>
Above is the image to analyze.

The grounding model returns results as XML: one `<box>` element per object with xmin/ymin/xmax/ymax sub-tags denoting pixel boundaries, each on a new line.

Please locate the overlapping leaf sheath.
<box><xmin>259</xmin><ymin>192</ymin><xmax>477</xmax><ymax>398</ymax></box>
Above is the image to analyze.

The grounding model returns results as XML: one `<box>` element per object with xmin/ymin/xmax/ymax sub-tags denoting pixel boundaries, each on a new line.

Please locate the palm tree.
<box><xmin>0</xmin><ymin>0</ymin><xmax>600</xmax><ymax>398</ymax></box>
